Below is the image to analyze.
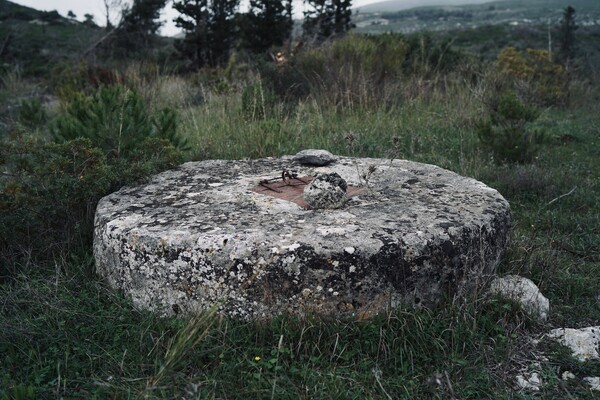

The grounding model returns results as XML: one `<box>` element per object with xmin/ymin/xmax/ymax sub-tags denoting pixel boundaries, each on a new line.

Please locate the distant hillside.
<box><xmin>354</xmin><ymin>0</ymin><xmax>600</xmax><ymax>34</ymax></box>
<box><xmin>357</xmin><ymin>0</ymin><xmax>498</xmax><ymax>14</ymax></box>
<box><xmin>0</xmin><ymin>0</ymin><xmax>106</xmax><ymax>75</ymax></box>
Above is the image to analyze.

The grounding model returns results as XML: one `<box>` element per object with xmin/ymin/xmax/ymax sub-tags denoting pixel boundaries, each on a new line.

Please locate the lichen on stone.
<box><xmin>94</xmin><ymin>155</ymin><xmax>511</xmax><ymax>320</ymax></box>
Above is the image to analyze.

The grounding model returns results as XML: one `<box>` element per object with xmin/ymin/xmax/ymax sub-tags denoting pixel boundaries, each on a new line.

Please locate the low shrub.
<box><xmin>52</xmin><ymin>85</ymin><xmax>189</xmax><ymax>158</ymax></box>
<box><xmin>497</xmin><ymin>47</ymin><xmax>566</xmax><ymax>106</ymax></box>
<box><xmin>477</xmin><ymin>91</ymin><xmax>546</xmax><ymax>163</ymax></box>
<box><xmin>18</xmin><ymin>97</ymin><xmax>47</xmax><ymax>128</ymax></box>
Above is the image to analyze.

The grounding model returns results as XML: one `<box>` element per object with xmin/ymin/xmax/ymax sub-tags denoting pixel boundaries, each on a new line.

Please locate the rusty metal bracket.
<box><xmin>258</xmin><ymin>170</ymin><xmax>307</xmax><ymax>193</ymax></box>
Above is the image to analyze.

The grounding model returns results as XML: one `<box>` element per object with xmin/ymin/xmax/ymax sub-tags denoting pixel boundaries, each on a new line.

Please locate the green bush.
<box><xmin>52</xmin><ymin>85</ymin><xmax>188</xmax><ymax>158</ymax></box>
<box><xmin>255</xmin><ymin>57</ymin><xmax>311</xmax><ymax>101</ymax></box>
<box><xmin>477</xmin><ymin>92</ymin><xmax>546</xmax><ymax>163</ymax></box>
<box><xmin>18</xmin><ymin>97</ymin><xmax>47</xmax><ymax>128</ymax></box>
<box><xmin>497</xmin><ymin>47</ymin><xmax>566</xmax><ymax>106</ymax></box>
<box><xmin>0</xmin><ymin>85</ymin><xmax>188</xmax><ymax>278</ymax></box>
<box><xmin>0</xmin><ymin>137</ymin><xmax>110</xmax><ymax>275</ymax></box>
<box><xmin>0</xmin><ymin>132</ymin><xmax>182</xmax><ymax>279</ymax></box>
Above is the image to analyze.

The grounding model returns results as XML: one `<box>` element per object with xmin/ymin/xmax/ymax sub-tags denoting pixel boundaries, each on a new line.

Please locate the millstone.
<box><xmin>93</xmin><ymin>154</ymin><xmax>511</xmax><ymax>320</ymax></box>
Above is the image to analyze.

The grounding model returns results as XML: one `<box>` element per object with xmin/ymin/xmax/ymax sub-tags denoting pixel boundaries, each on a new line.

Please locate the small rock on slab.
<box><xmin>489</xmin><ymin>275</ymin><xmax>549</xmax><ymax>322</ymax></box>
<box><xmin>548</xmin><ymin>327</ymin><xmax>600</xmax><ymax>361</ymax></box>
<box><xmin>303</xmin><ymin>172</ymin><xmax>347</xmax><ymax>209</ymax></box>
<box><xmin>293</xmin><ymin>149</ymin><xmax>337</xmax><ymax>166</ymax></box>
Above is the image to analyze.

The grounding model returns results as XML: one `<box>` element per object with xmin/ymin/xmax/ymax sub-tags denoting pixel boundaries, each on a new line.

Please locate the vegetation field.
<box><xmin>1</xmin><ymin>0</ymin><xmax>600</xmax><ymax>399</ymax></box>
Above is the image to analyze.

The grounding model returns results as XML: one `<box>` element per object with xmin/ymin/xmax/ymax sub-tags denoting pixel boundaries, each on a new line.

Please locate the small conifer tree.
<box><xmin>240</xmin><ymin>0</ymin><xmax>293</xmax><ymax>53</ymax></box>
<box><xmin>558</xmin><ymin>6</ymin><xmax>578</xmax><ymax>66</ymax></box>
<box><xmin>303</xmin><ymin>0</ymin><xmax>353</xmax><ymax>43</ymax></box>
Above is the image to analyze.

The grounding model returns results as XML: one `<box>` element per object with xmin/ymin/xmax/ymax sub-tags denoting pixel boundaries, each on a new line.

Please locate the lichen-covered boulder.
<box><xmin>93</xmin><ymin>155</ymin><xmax>511</xmax><ymax>320</ymax></box>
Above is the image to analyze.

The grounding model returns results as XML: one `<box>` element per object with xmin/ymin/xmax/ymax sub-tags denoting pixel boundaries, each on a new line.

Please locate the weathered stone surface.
<box><xmin>303</xmin><ymin>172</ymin><xmax>348</xmax><ymax>209</ymax></box>
<box><xmin>292</xmin><ymin>149</ymin><xmax>337</xmax><ymax>166</ymax></box>
<box><xmin>93</xmin><ymin>155</ymin><xmax>511</xmax><ymax>319</ymax></box>
<box><xmin>548</xmin><ymin>327</ymin><xmax>600</xmax><ymax>361</ymax></box>
<box><xmin>489</xmin><ymin>275</ymin><xmax>550</xmax><ymax>322</ymax></box>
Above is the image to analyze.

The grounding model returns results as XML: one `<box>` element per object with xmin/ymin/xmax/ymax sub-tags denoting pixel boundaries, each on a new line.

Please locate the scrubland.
<box><xmin>1</xmin><ymin>31</ymin><xmax>599</xmax><ymax>398</ymax></box>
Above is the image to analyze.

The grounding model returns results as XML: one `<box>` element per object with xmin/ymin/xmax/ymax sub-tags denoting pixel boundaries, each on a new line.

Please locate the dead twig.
<box><xmin>547</xmin><ymin>186</ymin><xmax>577</xmax><ymax>206</ymax></box>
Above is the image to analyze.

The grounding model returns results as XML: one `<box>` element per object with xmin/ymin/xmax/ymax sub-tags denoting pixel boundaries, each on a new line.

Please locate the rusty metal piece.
<box><xmin>258</xmin><ymin>181</ymin><xmax>283</xmax><ymax>193</ymax></box>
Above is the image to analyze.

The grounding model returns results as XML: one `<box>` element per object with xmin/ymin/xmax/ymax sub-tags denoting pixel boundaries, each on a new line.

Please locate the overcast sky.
<box><xmin>10</xmin><ymin>0</ymin><xmax>388</xmax><ymax>36</ymax></box>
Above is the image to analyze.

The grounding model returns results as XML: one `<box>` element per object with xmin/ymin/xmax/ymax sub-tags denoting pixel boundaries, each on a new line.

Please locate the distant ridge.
<box><xmin>357</xmin><ymin>0</ymin><xmax>500</xmax><ymax>13</ymax></box>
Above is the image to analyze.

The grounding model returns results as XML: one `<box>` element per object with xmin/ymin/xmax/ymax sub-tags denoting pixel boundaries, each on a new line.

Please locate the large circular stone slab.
<box><xmin>94</xmin><ymin>155</ymin><xmax>511</xmax><ymax>319</ymax></box>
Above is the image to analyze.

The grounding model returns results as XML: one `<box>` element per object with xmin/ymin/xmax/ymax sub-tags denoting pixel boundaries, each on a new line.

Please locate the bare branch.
<box><xmin>547</xmin><ymin>187</ymin><xmax>577</xmax><ymax>206</ymax></box>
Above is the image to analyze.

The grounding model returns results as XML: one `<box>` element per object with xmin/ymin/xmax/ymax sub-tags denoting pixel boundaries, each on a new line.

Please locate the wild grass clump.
<box><xmin>241</xmin><ymin>80</ymin><xmax>278</xmax><ymax>121</ymax></box>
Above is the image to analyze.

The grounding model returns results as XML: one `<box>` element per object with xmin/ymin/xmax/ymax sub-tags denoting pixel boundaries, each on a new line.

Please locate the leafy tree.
<box><xmin>67</xmin><ymin>10</ymin><xmax>76</xmax><ymax>20</ymax></box>
<box><xmin>174</xmin><ymin>0</ymin><xmax>239</xmax><ymax>67</ymax></box>
<box><xmin>122</xmin><ymin>0</ymin><xmax>167</xmax><ymax>35</ymax></box>
<box><xmin>83</xmin><ymin>13</ymin><xmax>96</xmax><ymax>26</ymax></box>
<box><xmin>208</xmin><ymin>0</ymin><xmax>239</xmax><ymax>65</ymax></box>
<box><xmin>303</xmin><ymin>0</ymin><xmax>353</xmax><ymax>43</ymax></box>
<box><xmin>558</xmin><ymin>6</ymin><xmax>578</xmax><ymax>66</ymax></box>
<box><xmin>240</xmin><ymin>0</ymin><xmax>293</xmax><ymax>54</ymax></box>
<box><xmin>118</xmin><ymin>0</ymin><xmax>168</xmax><ymax>48</ymax></box>
<box><xmin>174</xmin><ymin>0</ymin><xmax>210</xmax><ymax>67</ymax></box>
<box><xmin>95</xmin><ymin>0</ymin><xmax>167</xmax><ymax>58</ymax></box>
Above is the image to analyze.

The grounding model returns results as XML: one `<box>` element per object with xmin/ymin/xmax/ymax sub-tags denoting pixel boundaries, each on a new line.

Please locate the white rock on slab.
<box><xmin>489</xmin><ymin>275</ymin><xmax>549</xmax><ymax>322</ymax></box>
<box><xmin>303</xmin><ymin>172</ymin><xmax>348</xmax><ymax>209</ymax></box>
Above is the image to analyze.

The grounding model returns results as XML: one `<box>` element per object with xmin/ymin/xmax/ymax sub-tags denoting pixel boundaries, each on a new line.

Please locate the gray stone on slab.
<box><xmin>292</xmin><ymin>149</ymin><xmax>337</xmax><ymax>166</ymax></box>
<box><xmin>93</xmin><ymin>155</ymin><xmax>511</xmax><ymax>320</ymax></box>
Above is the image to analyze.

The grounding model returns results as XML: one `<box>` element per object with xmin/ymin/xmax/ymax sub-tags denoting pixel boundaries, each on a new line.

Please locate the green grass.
<box><xmin>2</xmin><ymin>35</ymin><xmax>600</xmax><ymax>399</ymax></box>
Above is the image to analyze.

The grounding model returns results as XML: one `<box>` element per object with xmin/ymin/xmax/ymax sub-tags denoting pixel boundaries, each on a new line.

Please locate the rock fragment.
<box><xmin>583</xmin><ymin>377</ymin><xmax>600</xmax><ymax>391</ymax></box>
<box><xmin>516</xmin><ymin>372</ymin><xmax>542</xmax><ymax>391</ymax></box>
<box><xmin>303</xmin><ymin>172</ymin><xmax>348</xmax><ymax>209</ymax></box>
<box><xmin>548</xmin><ymin>326</ymin><xmax>600</xmax><ymax>361</ymax></box>
<box><xmin>489</xmin><ymin>275</ymin><xmax>549</xmax><ymax>322</ymax></box>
